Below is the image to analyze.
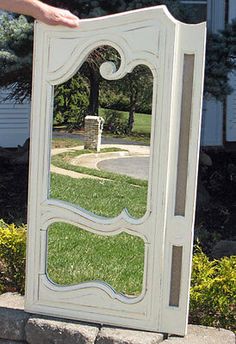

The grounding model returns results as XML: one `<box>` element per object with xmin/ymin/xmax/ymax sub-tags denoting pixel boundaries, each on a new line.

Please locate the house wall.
<box><xmin>0</xmin><ymin>90</ymin><xmax>30</xmax><ymax>148</ymax></box>
<box><xmin>226</xmin><ymin>0</ymin><xmax>236</xmax><ymax>142</ymax></box>
<box><xmin>200</xmin><ymin>0</ymin><xmax>225</xmax><ymax>147</ymax></box>
<box><xmin>182</xmin><ymin>0</ymin><xmax>236</xmax><ymax>147</ymax></box>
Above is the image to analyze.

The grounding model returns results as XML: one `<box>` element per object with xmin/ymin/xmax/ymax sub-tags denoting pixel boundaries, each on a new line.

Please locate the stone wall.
<box><xmin>0</xmin><ymin>293</ymin><xmax>235</xmax><ymax>344</ymax></box>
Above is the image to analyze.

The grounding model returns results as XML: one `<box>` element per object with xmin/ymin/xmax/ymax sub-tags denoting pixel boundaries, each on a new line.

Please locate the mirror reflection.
<box><xmin>47</xmin><ymin>222</ymin><xmax>145</xmax><ymax>297</ymax></box>
<box><xmin>50</xmin><ymin>45</ymin><xmax>153</xmax><ymax>220</ymax></box>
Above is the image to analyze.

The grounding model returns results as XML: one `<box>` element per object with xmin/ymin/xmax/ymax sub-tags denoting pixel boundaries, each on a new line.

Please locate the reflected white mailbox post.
<box><xmin>25</xmin><ymin>6</ymin><xmax>206</xmax><ymax>336</ymax></box>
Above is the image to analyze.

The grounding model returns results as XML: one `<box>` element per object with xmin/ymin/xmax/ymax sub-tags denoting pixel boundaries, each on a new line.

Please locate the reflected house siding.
<box><xmin>0</xmin><ymin>89</ymin><xmax>30</xmax><ymax>147</ymax></box>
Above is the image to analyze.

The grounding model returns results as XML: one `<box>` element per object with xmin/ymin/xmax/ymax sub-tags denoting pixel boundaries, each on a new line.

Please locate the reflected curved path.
<box><xmin>97</xmin><ymin>156</ymin><xmax>150</xmax><ymax>180</ymax></box>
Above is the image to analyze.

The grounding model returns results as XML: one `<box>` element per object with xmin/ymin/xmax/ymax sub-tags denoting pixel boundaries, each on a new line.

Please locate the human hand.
<box><xmin>0</xmin><ymin>0</ymin><xmax>80</xmax><ymax>28</ymax></box>
<box><xmin>34</xmin><ymin>3</ymin><xmax>80</xmax><ymax>28</ymax></box>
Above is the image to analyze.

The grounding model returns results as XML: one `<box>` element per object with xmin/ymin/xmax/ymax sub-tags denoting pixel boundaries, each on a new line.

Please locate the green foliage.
<box><xmin>0</xmin><ymin>219</ymin><xmax>235</xmax><ymax>333</ymax></box>
<box><xmin>0</xmin><ymin>220</ymin><xmax>26</xmax><ymax>294</ymax></box>
<box><xmin>45</xmin><ymin>0</ymin><xmax>187</xmax><ymax>21</ymax></box>
<box><xmin>99</xmin><ymin>82</ymin><xmax>130</xmax><ymax>111</ymax></box>
<box><xmin>54</xmin><ymin>74</ymin><xmax>90</xmax><ymax>130</ymax></box>
<box><xmin>0</xmin><ymin>14</ymin><xmax>33</xmax><ymax>101</ymax></box>
<box><xmin>204</xmin><ymin>32</ymin><xmax>236</xmax><ymax>101</ymax></box>
<box><xmin>100</xmin><ymin>65</ymin><xmax>153</xmax><ymax>119</ymax></box>
<box><xmin>190</xmin><ymin>246</ymin><xmax>236</xmax><ymax>332</ymax></box>
<box><xmin>1</xmin><ymin>1</ymin><xmax>236</xmax><ymax>104</ymax></box>
<box><xmin>102</xmin><ymin>109</ymin><xmax>129</xmax><ymax>135</ymax></box>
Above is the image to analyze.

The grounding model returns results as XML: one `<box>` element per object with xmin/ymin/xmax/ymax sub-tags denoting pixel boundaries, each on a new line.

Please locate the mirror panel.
<box><xmin>50</xmin><ymin>45</ymin><xmax>153</xmax><ymax>220</ymax></box>
<box><xmin>47</xmin><ymin>222</ymin><xmax>145</xmax><ymax>297</ymax></box>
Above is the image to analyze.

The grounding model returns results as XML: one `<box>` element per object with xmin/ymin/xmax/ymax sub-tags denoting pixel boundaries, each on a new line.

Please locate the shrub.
<box><xmin>102</xmin><ymin>109</ymin><xmax>128</xmax><ymax>135</ymax></box>
<box><xmin>0</xmin><ymin>219</ymin><xmax>235</xmax><ymax>334</ymax></box>
<box><xmin>190</xmin><ymin>246</ymin><xmax>236</xmax><ymax>332</ymax></box>
<box><xmin>0</xmin><ymin>220</ymin><xmax>26</xmax><ymax>294</ymax></box>
<box><xmin>53</xmin><ymin>74</ymin><xmax>89</xmax><ymax>129</ymax></box>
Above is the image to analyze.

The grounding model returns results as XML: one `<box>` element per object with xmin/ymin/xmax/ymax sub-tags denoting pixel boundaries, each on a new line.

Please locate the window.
<box><xmin>181</xmin><ymin>0</ymin><xmax>207</xmax><ymax>22</ymax></box>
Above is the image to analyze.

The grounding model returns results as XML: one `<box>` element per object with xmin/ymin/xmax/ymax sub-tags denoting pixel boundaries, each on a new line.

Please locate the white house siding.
<box><xmin>181</xmin><ymin>0</ymin><xmax>225</xmax><ymax>146</ymax></box>
<box><xmin>201</xmin><ymin>0</ymin><xmax>225</xmax><ymax>146</ymax></box>
<box><xmin>226</xmin><ymin>0</ymin><xmax>236</xmax><ymax>142</ymax></box>
<box><xmin>0</xmin><ymin>90</ymin><xmax>30</xmax><ymax>147</ymax></box>
<box><xmin>201</xmin><ymin>99</ymin><xmax>223</xmax><ymax>145</ymax></box>
<box><xmin>226</xmin><ymin>74</ymin><xmax>236</xmax><ymax>141</ymax></box>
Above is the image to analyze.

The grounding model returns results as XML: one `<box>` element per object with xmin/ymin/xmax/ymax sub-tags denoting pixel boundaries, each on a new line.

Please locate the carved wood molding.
<box><xmin>25</xmin><ymin>5</ymin><xmax>206</xmax><ymax>336</ymax></box>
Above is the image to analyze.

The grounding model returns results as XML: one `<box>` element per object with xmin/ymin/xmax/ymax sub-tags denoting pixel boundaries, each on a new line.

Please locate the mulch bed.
<box><xmin>0</xmin><ymin>158</ymin><xmax>28</xmax><ymax>224</ymax></box>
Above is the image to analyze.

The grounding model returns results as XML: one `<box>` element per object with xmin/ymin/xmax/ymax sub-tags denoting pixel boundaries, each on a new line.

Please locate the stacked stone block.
<box><xmin>84</xmin><ymin>116</ymin><xmax>104</xmax><ymax>152</ymax></box>
<box><xmin>0</xmin><ymin>293</ymin><xmax>235</xmax><ymax>344</ymax></box>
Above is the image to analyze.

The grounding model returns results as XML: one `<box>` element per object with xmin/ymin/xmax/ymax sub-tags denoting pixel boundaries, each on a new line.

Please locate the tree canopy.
<box><xmin>0</xmin><ymin>1</ymin><xmax>235</xmax><ymax>103</ymax></box>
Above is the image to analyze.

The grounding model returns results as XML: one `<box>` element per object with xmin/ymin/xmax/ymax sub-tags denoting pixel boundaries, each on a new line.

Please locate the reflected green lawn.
<box><xmin>47</xmin><ymin>222</ymin><xmax>145</xmax><ymax>296</ymax></box>
<box><xmin>48</xmin><ymin>173</ymin><xmax>148</xmax><ymax>295</ymax></box>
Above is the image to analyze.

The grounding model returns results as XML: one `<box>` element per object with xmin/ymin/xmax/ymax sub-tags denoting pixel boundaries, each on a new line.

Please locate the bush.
<box><xmin>0</xmin><ymin>220</ymin><xmax>26</xmax><ymax>294</ymax></box>
<box><xmin>0</xmin><ymin>220</ymin><xmax>235</xmax><ymax>334</ymax></box>
<box><xmin>102</xmin><ymin>109</ymin><xmax>128</xmax><ymax>135</ymax></box>
<box><xmin>53</xmin><ymin>74</ymin><xmax>89</xmax><ymax>129</ymax></box>
<box><xmin>190</xmin><ymin>246</ymin><xmax>236</xmax><ymax>332</ymax></box>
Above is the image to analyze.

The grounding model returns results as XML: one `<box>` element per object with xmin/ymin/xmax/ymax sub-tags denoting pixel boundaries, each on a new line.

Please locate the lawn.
<box><xmin>53</xmin><ymin>109</ymin><xmax>152</xmax><ymax>145</ymax></box>
<box><xmin>99</xmin><ymin>108</ymin><xmax>152</xmax><ymax>135</ymax></box>
<box><xmin>52</xmin><ymin>137</ymin><xmax>83</xmax><ymax>149</ymax></box>
<box><xmin>47</xmin><ymin>222</ymin><xmax>145</xmax><ymax>296</ymax></box>
<box><xmin>48</xmin><ymin>165</ymin><xmax>148</xmax><ymax>296</ymax></box>
<box><xmin>51</xmin><ymin>149</ymin><xmax>147</xmax><ymax>187</ymax></box>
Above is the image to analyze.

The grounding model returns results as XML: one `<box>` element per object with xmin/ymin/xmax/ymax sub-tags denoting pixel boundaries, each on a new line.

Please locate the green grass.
<box><xmin>48</xmin><ymin>173</ymin><xmax>147</xmax><ymax>295</ymax></box>
<box><xmin>133</xmin><ymin>113</ymin><xmax>152</xmax><ymax>135</ymax></box>
<box><xmin>53</xmin><ymin>110</ymin><xmax>152</xmax><ymax>145</ymax></box>
<box><xmin>99</xmin><ymin>108</ymin><xmax>152</xmax><ymax>135</ymax></box>
<box><xmin>50</xmin><ymin>173</ymin><xmax>147</xmax><ymax>218</ymax></box>
<box><xmin>47</xmin><ymin>222</ymin><xmax>145</xmax><ymax>296</ymax></box>
<box><xmin>52</xmin><ymin>137</ymin><xmax>83</xmax><ymax>149</ymax></box>
<box><xmin>51</xmin><ymin>149</ymin><xmax>148</xmax><ymax>187</ymax></box>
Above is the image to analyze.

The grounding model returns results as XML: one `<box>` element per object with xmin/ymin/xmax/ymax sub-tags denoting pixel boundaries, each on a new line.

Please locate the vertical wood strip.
<box><xmin>169</xmin><ymin>245</ymin><xmax>183</xmax><ymax>307</ymax></box>
<box><xmin>175</xmin><ymin>54</ymin><xmax>195</xmax><ymax>216</ymax></box>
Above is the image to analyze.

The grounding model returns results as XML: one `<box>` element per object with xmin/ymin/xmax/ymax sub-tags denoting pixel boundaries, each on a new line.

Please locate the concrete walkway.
<box><xmin>51</xmin><ymin>143</ymin><xmax>150</xmax><ymax>180</ymax></box>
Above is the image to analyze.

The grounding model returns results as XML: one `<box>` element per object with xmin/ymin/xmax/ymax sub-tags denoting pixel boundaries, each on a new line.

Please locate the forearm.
<box><xmin>0</xmin><ymin>0</ymin><xmax>80</xmax><ymax>27</ymax></box>
<box><xmin>0</xmin><ymin>0</ymin><xmax>43</xmax><ymax>18</ymax></box>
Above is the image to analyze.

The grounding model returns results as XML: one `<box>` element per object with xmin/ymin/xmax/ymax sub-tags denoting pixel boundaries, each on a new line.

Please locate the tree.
<box><xmin>0</xmin><ymin>15</ymin><xmax>33</xmax><ymax>101</ymax></box>
<box><xmin>80</xmin><ymin>46</ymin><xmax>118</xmax><ymax>116</ymax></box>
<box><xmin>100</xmin><ymin>65</ymin><xmax>153</xmax><ymax>132</ymax></box>
<box><xmin>204</xmin><ymin>30</ymin><xmax>236</xmax><ymax>101</ymax></box>
<box><xmin>0</xmin><ymin>1</ymin><xmax>236</xmax><ymax>106</ymax></box>
<box><xmin>54</xmin><ymin>74</ymin><xmax>89</xmax><ymax>129</ymax></box>
<box><xmin>0</xmin><ymin>0</ymin><xmax>187</xmax><ymax>102</ymax></box>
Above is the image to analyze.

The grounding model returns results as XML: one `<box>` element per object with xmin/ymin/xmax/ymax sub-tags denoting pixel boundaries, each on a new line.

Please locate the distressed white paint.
<box><xmin>0</xmin><ymin>89</ymin><xmax>30</xmax><ymax>147</ymax></box>
<box><xmin>25</xmin><ymin>6</ymin><xmax>206</xmax><ymax>336</ymax></box>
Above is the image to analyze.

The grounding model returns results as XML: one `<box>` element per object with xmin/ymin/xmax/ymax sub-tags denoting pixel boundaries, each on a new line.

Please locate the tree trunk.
<box><xmin>127</xmin><ymin>87</ymin><xmax>138</xmax><ymax>133</ymax></box>
<box><xmin>128</xmin><ymin>103</ymin><xmax>136</xmax><ymax>133</ymax></box>
<box><xmin>88</xmin><ymin>67</ymin><xmax>99</xmax><ymax>115</ymax></box>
